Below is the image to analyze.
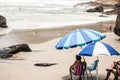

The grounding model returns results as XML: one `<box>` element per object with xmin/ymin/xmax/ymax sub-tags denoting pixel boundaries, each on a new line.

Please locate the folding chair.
<box><xmin>72</xmin><ymin>62</ymin><xmax>87</xmax><ymax>80</ymax></box>
<box><xmin>86</xmin><ymin>60</ymin><xmax>99</xmax><ymax>80</ymax></box>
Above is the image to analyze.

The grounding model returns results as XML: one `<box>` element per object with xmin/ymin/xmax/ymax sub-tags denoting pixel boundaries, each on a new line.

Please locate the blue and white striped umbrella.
<box><xmin>56</xmin><ymin>29</ymin><xmax>106</xmax><ymax>49</ymax></box>
<box><xmin>78</xmin><ymin>42</ymin><xmax>120</xmax><ymax>56</ymax></box>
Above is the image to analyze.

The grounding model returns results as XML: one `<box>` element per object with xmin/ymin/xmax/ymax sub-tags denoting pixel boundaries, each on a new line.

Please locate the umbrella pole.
<box><xmin>82</xmin><ymin>56</ymin><xmax>89</xmax><ymax>80</ymax></box>
<box><xmin>97</xmin><ymin>56</ymin><xmax>99</xmax><ymax>60</ymax></box>
<box><xmin>81</xmin><ymin>47</ymin><xmax>88</xmax><ymax>80</ymax></box>
<box><xmin>83</xmin><ymin>56</ymin><xmax>85</xmax><ymax>62</ymax></box>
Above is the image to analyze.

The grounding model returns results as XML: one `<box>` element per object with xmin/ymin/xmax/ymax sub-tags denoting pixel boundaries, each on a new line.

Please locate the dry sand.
<box><xmin>0</xmin><ymin>20</ymin><xmax>120</xmax><ymax>80</ymax></box>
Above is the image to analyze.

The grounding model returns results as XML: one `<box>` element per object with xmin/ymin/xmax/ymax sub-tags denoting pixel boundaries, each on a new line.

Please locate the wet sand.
<box><xmin>0</xmin><ymin>20</ymin><xmax>116</xmax><ymax>47</ymax></box>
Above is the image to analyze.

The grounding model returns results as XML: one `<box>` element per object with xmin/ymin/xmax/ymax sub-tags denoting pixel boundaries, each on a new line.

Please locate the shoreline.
<box><xmin>12</xmin><ymin>20</ymin><xmax>116</xmax><ymax>32</ymax></box>
<box><xmin>10</xmin><ymin>20</ymin><xmax>116</xmax><ymax>43</ymax></box>
<box><xmin>0</xmin><ymin>20</ymin><xmax>116</xmax><ymax>48</ymax></box>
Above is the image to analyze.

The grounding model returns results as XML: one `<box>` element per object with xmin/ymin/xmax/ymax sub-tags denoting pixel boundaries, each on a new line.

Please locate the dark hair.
<box><xmin>76</xmin><ymin>55</ymin><xmax>81</xmax><ymax>60</ymax></box>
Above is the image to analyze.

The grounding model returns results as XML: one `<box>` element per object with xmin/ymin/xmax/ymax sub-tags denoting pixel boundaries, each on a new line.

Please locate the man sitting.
<box><xmin>69</xmin><ymin>55</ymin><xmax>86</xmax><ymax>80</ymax></box>
<box><xmin>104</xmin><ymin>61</ymin><xmax>120</xmax><ymax>80</ymax></box>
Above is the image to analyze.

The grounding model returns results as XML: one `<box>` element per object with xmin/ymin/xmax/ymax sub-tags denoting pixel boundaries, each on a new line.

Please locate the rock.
<box><xmin>0</xmin><ymin>15</ymin><xmax>8</xmax><ymax>28</ymax></box>
<box><xmin>0</xmin><ymin>53</ymin><xmax>13</xmax><ymax>59</ymax></box>
<box><xmin>86</xmin><ymin>6</ymin><xmax>104</xmax><ymax>12</ymax></box>
<box><xmin>114</xmin><ymin>4</ymin><xmax>120</xmax><ymax>8</ymax></box>
<box><xmin>0</xmin><ymin>44</ymin><xmax>32</xmax><ymax>58</ymax></box>
<box><xmin>74</xmin><ymin>2</ymin><xmax>114</xmax><ymax>9</ymax></box>
<box><xmin>114</xmin><ymin>10</ymin><xmax>120</xmax><ymax>37</ymax></box>
<box><xmin>103</xmin><ymin>4</ymin><xmax>120</xmax><ymax>15</ymax></box>
<box><xmin>8</xmin><ymin>44</ymin><xmax>32</xmax><ymax>54</ymax></box>
<box><xmin>95</xmin><ymin>0</ymin><xmax>119</xmax><ymax>5</ymax></box>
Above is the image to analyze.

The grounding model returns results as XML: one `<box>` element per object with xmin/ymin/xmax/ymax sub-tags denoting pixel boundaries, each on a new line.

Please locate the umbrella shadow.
<box><xmin>62</xmin><ymin>74</ymin><xmax>112</xmax><ymax>80</ymax></box>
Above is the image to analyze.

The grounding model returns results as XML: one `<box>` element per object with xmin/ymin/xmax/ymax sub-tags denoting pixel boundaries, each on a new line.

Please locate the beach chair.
<box><xmin>72</xmin><ymin>62</ymin><xmax>87</xmax><ymax>80</ymax></box>
<box><xmin>113</xmin><ymin>65</ymin><xmax>120</xmax><ymax>80</ymax></box>
<box><xmin>86</xmin><ymin>60</ymin><xmax>99</xmax><ymax>80</ymax></box>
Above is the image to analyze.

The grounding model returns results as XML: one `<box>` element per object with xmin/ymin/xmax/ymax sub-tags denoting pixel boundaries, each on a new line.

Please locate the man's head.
<box><xmin>76</xmin><ymin>55</ymin><xmax>81</xmax><ymax>60</ymax></box>
<box><xmin>117</xmin><ymin>61</ymin><xmax>120</xmax><ymax>65</ymax></box>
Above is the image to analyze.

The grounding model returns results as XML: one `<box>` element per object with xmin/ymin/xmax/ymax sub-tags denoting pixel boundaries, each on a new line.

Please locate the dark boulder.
<box><xmin>8</xmin><ymin>44</ymin><xmax>32</xmax><ymax>54</ymax></box>
<box><xmin>0</xmin><ymin>15</ymin><xmax>8</xmax><ymax>28</ymax></box>
<box><xmin>86</xmin><ymin>6</ymin><xmax>104</xmax><ymax>12</ymax></box>
<box><xmin>114</xmin><ymin>10</ymin><xmax>120</xmax><ymax>38</ymax></box>
<box><xmin>0</xmin><ymin>44</ymin><xmax>32</xmax><ymax>58</ymax></box>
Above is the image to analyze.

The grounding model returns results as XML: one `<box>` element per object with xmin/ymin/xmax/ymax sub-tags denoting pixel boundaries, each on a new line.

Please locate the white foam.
<box><xmin>0</xmin><ymin>26</ymin><xmax>12</xmax><ymax>35</ymax></box>
<box><xmin>0</xmin><ymin>0</ymin><xmax>116</xmax><ymax>30</ymax></box>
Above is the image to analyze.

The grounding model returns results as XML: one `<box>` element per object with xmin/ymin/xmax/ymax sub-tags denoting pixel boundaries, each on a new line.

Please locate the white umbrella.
<box><xmin>78</xmin><ymin>42</ymin><xmax>120</xmax><ymax>80</ymax></box>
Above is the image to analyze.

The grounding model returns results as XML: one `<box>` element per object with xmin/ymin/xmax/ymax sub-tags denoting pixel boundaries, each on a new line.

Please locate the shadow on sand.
<box><xmin>62</xmin><ymin>74</ymin><xmax>113</xmax><ymax>80</ymax></box>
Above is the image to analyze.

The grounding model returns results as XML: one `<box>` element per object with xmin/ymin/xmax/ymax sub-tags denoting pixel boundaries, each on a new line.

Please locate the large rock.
<box><xmin>8</xmin><ymin>44</ymin><xmax>32</xmax><ymax>54</ymax></box>
<box><xmin>95</xmin><ymin>0</ymin><xmax>119</xmax><ymax>5</ymax></box>
<box><xmin>74</xmin><ymin>2</ymin><xmax>114</xmax><ymax>9</ymax></box>
<box><xmin>114</xmin><ymin>10</ymin><xmax>120</xmax><ymax>37</ymax></box>
<box><xmin>103</xmin><ymin>4</ymin><xmax>120</xmax><ymax>15</ymax></box>
<box><xmin>86</xmin><ymin>6</ymin><xmax>104</xmax><ymax>12</ymax></box>
<box><xmin>0</xmin><ymin>15</ymin><xmax>8</xmax><ymax>28</ymax></box>
<box><xmin>0</xmin><ymin>44</ymin><xmax>32</xmax><ymax>58</ymax></box>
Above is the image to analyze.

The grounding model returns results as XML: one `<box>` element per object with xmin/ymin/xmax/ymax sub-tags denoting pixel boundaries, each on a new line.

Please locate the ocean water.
<box><xmin>0</xmin><ymin>0</ymin><xmax>116</xmax><ymax>30</ymax></box>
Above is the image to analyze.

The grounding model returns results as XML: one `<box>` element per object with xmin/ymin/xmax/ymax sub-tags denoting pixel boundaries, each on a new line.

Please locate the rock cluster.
<box><xmin>95</xmin><ymin>0</ymin><xmax>119</xmax><ymax>5</ymax></box>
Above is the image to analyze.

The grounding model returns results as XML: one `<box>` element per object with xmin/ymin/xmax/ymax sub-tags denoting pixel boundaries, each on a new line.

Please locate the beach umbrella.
<box><xmin>55</xmin><ymin>29</ymin><xmax>106</xmax><ymax>49</ymax></box>
<box><xmin>78</xmin><ymin>42</ymin><xmax>120</xmax><ymax>56</ymax></box>
<box><xmin>55</xmin><ymin>29</ymin><xmax>106</xmax><ymax>80</ymax></box>
<box><xmin>78</xmin><ymin>42</ymin><xmax>120</xmax><ymax>80</ymax></box>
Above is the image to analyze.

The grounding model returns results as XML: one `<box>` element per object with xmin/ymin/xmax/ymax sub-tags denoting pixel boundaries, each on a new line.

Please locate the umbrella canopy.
<box><xmin>78</xmin><ymin>42</ymin><xmax>120</xmax><ymax>56</ymax></box>
<box><xmin>78</xmin><ymin>42</ymin><xmax>120</xmax><ymax>80</ymax></box>
<box><xmin>56</xmin><ymin>29</ymin><xmax>106</xmax><ymax>49</ymax></box>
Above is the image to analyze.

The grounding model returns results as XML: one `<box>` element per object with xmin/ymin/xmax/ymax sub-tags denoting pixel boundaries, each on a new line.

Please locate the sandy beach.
<box><xmin>0</xmin><ymin>20</ymin><xmax>120</xmax><ymax>80</ymax></box>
